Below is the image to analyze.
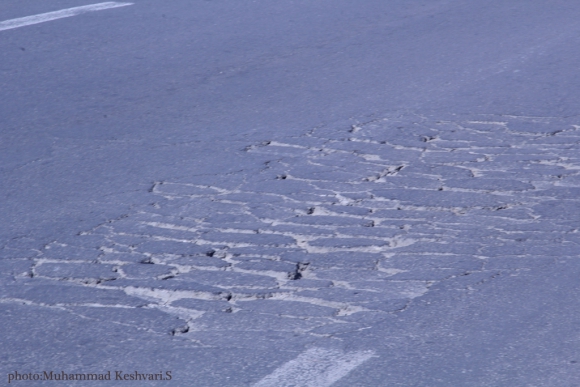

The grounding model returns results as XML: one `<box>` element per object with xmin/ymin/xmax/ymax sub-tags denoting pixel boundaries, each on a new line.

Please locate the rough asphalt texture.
<box><xmin>2</xmin><ymin>1</ymin><xmax>580</xmax><ymax>386</ymax></box>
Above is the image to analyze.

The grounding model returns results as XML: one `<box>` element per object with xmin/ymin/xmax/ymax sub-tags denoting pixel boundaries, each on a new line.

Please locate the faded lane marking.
<box><xmin>0</xmin><ymin>2</ymin><xmax>133</xmax><ymax>32</ymax></box>
<box><xmin>253</xmin><ymin>348</ymin><xmax>375</xmax><ymax>387</ymax></box>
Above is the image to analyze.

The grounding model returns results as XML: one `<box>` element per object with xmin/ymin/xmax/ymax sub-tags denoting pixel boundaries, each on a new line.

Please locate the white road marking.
<box><xmin>253</xmin><ymin>348</ymin><xmax>375</xmax><ymax>387</ymax></box>
<box><xmin>0</xmin><ymin>2</ymin><xmax>133</xmax><ymax>32</ymax></box>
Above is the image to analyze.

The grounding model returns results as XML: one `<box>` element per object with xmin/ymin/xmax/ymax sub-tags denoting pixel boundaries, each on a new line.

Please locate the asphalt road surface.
<box><xmin>2</xmin><ymin>1</ymin><xmax>580</xmax><ymax>386</ymax></box>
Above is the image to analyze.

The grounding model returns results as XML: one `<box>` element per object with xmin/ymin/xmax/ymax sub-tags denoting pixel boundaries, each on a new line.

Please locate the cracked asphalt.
<box><xmin>2</xmin><ymin>1</ymin><xmax>580</xmax><ymax>386</ymax></box>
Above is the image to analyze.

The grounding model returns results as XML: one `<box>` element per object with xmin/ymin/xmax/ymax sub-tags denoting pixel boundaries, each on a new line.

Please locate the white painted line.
<box><xmin>0</xmin><ymin>2</ymin><xmax>133</xmax><ymax>32</ymax></box>
<box><xmin>253</xmin><ymin>348</ymin><xmax>375</xmax><ymax>387</ymax></box>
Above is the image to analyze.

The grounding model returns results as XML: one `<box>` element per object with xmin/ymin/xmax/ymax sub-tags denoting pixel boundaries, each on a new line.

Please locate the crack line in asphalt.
<box><xmin>3</xmin><ymin>112</ymin><xmax>580</xmax><ymax>346</ymax></box>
